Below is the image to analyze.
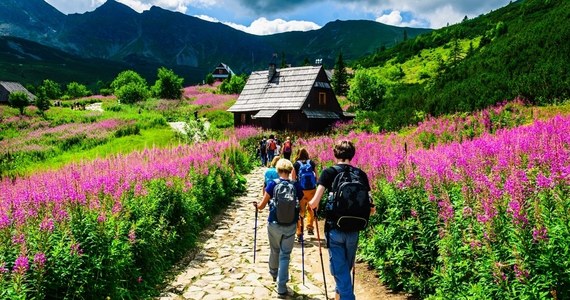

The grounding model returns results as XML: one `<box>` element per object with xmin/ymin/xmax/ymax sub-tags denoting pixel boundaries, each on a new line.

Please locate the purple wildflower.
<box><xmin>34</xmin><ymin>252</ymin><xmax>47</xmax><ymax>269</ymax></box>
<box><xmin>532</xmin><ymin>227</ymin><xmax>548</xmax><ymax>242</ymax></box>
<box><xmin>128</xmin><ymin>229</ymin><xmax>136</xmax><ymax>244</ymax></box>
<box><xmin>514</xmin><ymin>264</ymin><xmax>529</xmax><ymax>282</ymax></box>
<box><xmin>39</xmin><ymin>218</ymin><xmax>55</xmax><ymax>233</ymax></box>
<box><xmin>70</xmin><ymin>243</ymin><xmax>83</xmax><ymax>256</ymax></box>
<box><xmin>0</xmin><ymin>262</ymin><xmax>8</xmax><ymax>274</ymax></box>
<box><xmin>13</xmin><ymin>255</ymin><xmax>29</xmax><ymax>275</ymax></box>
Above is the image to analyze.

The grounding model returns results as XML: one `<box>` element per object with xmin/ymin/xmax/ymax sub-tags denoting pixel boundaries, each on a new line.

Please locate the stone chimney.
<box><xmin>268</xmin><ymin>53</ymin><xmax>278</xmax><ymax>82</ymax></box>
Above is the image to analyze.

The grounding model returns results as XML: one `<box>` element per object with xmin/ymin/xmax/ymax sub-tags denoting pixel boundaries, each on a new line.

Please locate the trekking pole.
<box><xmin>301</xmin><ymin>216</ymin><xmax>305</xmax><ymax>286</ymax></box>
<box><xmin>253</xmin><ymin>202</ymin><xmax>258</xmax><ymax>263</ymax></box>
<box><xmin>313</xmin><ymin>208</ymin><xmax>328</xmax><ymax>299</ymax></box>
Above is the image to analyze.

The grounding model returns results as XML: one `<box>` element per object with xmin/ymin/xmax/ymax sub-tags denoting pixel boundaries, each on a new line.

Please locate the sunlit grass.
<box><xmin>22</xmin><ymin>127</ymin><xmax>179</xmax><ymax>174</ymax></box>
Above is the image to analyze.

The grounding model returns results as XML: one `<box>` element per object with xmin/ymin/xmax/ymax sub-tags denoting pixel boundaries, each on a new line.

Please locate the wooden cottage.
<box><xmin>227</xmin><ymin>64</ymin><xmax>345</xmax><ymax>131</ymax></box>
<box><xmin>0</xmin><ymin>81</ymin><xmax>36</xmax><ymax>103</ymax></box>
<box><xmin>211</xmin><ymin>63</ymin><xmax>234</xmax><ymax>81</ymax></box>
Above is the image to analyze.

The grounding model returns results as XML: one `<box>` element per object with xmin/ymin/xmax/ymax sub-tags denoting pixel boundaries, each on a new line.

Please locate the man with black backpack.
<box><xmin>259</xmin><ymin>137</ymin><xmax>268</xmax><ymax>166</ymax></box>
<box><xmin>254</xmin><ymin>158</ymin><xmax>303</xmax><ymax>298</ymax></box>
<box><xmin>308</xmin><ymin>140</ymin><xmax>375</xmax><ymax>300</ymax></box>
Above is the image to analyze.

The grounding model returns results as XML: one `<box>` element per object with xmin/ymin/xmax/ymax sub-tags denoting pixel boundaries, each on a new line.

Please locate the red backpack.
<box><xmin>283</xmin><ymin>141</ymin><xmax>292</xmax><ymax>153</ymax></box>
<box><xmin>267</xmin><ymin>139</ymin><xmax>277</xmax><ymax>151</ymax></box>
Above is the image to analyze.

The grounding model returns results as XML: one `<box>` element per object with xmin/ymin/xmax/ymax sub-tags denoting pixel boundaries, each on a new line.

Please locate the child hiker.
<box><xmin>254</xmin><ymin>159</ymin><xmax>303</xmax><ymax>297</ymax></box>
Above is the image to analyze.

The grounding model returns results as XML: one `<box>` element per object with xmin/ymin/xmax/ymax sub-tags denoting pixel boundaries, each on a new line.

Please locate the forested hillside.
<box><xmin>349</xmin><ymin>0</ymin><xmax>570</xmax><ymax>131</ymax></box>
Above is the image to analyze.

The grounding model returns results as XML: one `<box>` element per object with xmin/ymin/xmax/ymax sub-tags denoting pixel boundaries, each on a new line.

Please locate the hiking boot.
<box><xmin>307</xmin><ymin>228</ymin><xmax>314</xmax><ymax>235</ymax></box>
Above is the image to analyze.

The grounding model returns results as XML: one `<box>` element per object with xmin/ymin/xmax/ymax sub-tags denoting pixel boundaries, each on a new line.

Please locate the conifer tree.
<box><xmin>331</xmin><ymin>51</ymin><xmax>349</xmax><ymax>96</ymax></box>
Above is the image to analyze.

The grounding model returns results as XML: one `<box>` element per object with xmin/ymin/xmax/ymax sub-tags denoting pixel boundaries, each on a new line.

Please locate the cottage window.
<box><xmin>240</xmin><ymin>113</ymin><xmax>247</xmax><ymax>124</ymax></box>
<box><xmin>319</xmin><ymin>92</ymin><xmax>327</xmax><ymax>105</ymax></box>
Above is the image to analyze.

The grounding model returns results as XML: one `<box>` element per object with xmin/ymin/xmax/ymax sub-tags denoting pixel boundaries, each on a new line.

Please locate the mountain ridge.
<box><xmin>0</xmin><ymin>0</ymin><xmax>430</xmax><ymax>84</ymax></box>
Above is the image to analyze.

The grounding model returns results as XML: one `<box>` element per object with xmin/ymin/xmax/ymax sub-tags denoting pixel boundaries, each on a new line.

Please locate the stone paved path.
<box><xmin>159</xmin><ymin>167</ymin><xmax>409</xmax><ymax>300</ymax></box>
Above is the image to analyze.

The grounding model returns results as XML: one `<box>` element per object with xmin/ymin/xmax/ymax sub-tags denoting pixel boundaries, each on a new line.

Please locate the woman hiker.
<box><xmin>290</xmin><ymin>147</ymin><xmax>318</xmax><ymax>241</ymax></box>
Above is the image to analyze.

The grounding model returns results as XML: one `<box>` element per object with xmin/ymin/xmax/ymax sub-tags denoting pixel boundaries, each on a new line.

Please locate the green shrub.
<box><xmin>115</xmin><ymin>83</ymin><xmax>150</xmax><ymax>104</ymax></box>
<box><xmin>8</xmin><ymin>91</ymin><xmax>29</xmax><ymax>115</ymax></box>
<box><xmin>152</xmin><ymin>67</ymin><xmax>183</xmax><ymax>99</ymax></box>
<box><xmin>65</xmin><ymin>82</ymin><xmax>91</xmax><ymax>99</ymax></box>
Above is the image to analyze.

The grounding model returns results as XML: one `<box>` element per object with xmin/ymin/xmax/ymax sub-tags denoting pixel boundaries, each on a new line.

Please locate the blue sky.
<box><xmin>44</xmin><ymin>0</ymin><xmax>511</xmax><ymax>35</ymax></box>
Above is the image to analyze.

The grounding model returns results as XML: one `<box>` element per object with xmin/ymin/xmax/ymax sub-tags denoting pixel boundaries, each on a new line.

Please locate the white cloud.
<box><xmin>195</xmin><ymin>15</ymin><xmax>321</xmax><ymax>35</ymax></box>
<box><xmin>375</xmin><ymin>10</ymin><xmax>425</xmax><ymax>28</ymax></box>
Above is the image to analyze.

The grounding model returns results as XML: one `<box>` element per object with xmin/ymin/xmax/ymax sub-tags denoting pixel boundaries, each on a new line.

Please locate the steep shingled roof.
<box><xmin>227</xmin><ymin>66</ymin><xmax>323</xmax><ymax>112</ymax></box>
<box><xmin>0</xmin><ymin>81</ymin><xmax>36</xmax><ymax>101</ymax></box>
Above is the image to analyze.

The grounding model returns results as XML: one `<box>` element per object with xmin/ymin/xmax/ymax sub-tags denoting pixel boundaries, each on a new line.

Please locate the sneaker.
<box><xmin>307</xmin><ymin>228</ymin><xmax>314</xmax><ymax>235</ymax></box>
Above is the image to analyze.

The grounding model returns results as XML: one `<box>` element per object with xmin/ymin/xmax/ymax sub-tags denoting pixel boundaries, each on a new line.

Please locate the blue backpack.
<box><xmin>298</xmin><ymin>160</ymin><xmax>316</xmax><ymax>190</ymax></box>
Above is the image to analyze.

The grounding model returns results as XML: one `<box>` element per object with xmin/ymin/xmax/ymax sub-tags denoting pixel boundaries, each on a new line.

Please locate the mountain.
<box><xmin>0</xmin><ymin>35</ymin><xmax>127</xmax><ymax>85</ymax></box>
<box><xmin>349</xmin><ymin>0</ymin><xmax>570</xmax><ymax>130</ymax></box>
<box><xmin>0</xmin><ymin>0</ymin><xmax>64</xmax><ymax>41</ymax></box>
<box><xmin>0</xmin><ymin>0</ymin><xmax>430</xmax><ymax>85</ymax></box>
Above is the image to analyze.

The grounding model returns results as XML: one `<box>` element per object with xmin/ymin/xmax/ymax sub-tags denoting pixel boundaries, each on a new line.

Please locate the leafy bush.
<box><xmin>111</xmin><ymin>70</ymin><xmax>150</xmax><ymax>104</ymax></box>
<box><xmin>152</xmin><ymin>67</ymin><xmax>183</xmax><ymax>99</ymax></box>
<box><xmin>218</xmin><ymin>74</ymin><xmax>246</xmax><ymax>95</ymax></box>
<box><xmin>65</xmin><ymin>82</ymin><xmax>91</xmax><ymax>99</ymax></box>
<box><xmin>114</xmin><ymin>83</ymin><xmax>150</xmax><ymax>104</ymax></box>
<box><xmin>8</xmin><ymin>91</ymin><xmax>29</xmax><ymax>115</ymax></box>
<box><xmin>40</xmin><ymin>79</ymin><xmax>62</xmax><ymax>100</ymax></box>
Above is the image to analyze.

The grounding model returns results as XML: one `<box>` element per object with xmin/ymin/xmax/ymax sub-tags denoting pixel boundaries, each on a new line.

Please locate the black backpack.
<box><xmin>271</xmin><ymin>179</ymin><xmax>299</xmax><ymax>224</ymax></box>
<box><xmin>260</xmin><ymin>140</ymin><xmax>267</xmax><ymax>154</ymax></box>
<box><xmin>325</xmin><ymin>165</ymin><xmax>370</xmax><ymax>232</ymax></box>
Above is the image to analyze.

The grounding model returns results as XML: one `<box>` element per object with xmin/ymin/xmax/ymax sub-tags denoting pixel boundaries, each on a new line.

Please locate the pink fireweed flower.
<box><xmin>0</xmin><ymin>262</ymin><xmax>7</xmax><ymax>274</ymax></box>
<box><xmin>469</xmin><ymin>240</ymin><xmax>482</xmax><ymax>249</ymax></box>
<box><xmin>34</xmin><ymin>252</ymin><xmax>47</xmax><ymax>269</ymax></box>
<box><xmin>12</xmin><ymin>233</ymin><xmax>26</xmax><ymax>245</ymax></box>
<box><xmin>0</xmin><ymin>213</ymin><xmax>10</xmax><ymax>229</ymax></box>
<box><xmin>70</xmin><ymin>243</ymin><xmax>83</xmax><ymax>256</ymax></box>
<box><xmin>137</xmin><ymin>276</ymin><xmax>143</xmax><ymax>283</ymax></box>
<box><xmin>438</xmin><ymin>200</ymin><xmax>454</xmax><ymax>223</ymax></box>
<box><xmin>40</xmin><ymin>218</ymin><xmax>55</xmax><ymax>232</ymax></box>
<box><xmin>128</xmin><ymin>229</ymin><xmax>136</xmax><ymax>244</ymax></box>
<box><xmin>112</xmin><ymin>201</ymin><xmax>123</xmax><ymax>214</ymax></box>
<box><xmin>513</xmin><ymin>264</ymin><xmax>529</xmax><ymax>282</ymax></box>
<box><xmin>97</xmin><ymin>213</ymin><xmax>107</xmax><ymax>223</ymax></box>
<box><xmin>13</xmin><ymin>255</ymin><xmax>29</xmax><ymax>275</ymax></box>
<box><xmin>532</xmin><ymin>227</ymin><xmax>548</xmax><ymax>242</ymax></box>
<box><xmin>462</xmin><ymin>206</ymin><xmax>473</xmax><ymax>217</ymax></box>
<box><xmin>535</xmin><ymin>172</ymin><xmax>554</xmax><ymax>189</ymax></box>
<box><xmin>507</xmin><ymin>199</ymin><xmax>528</xmax><ymax>226</ymax></box>
<box><xmin>410</xmin><ymin>209</ymin><xmax>418</xmax><ymax>218</ymax></box>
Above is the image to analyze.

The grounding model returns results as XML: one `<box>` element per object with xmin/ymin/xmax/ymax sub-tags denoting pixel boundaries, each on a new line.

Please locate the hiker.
<box><xmin>282</xmin><ymin>136</ymin><xmax>293</xmax><ymax>160</ymax></box>
<box><xmin>308</xmin><ymin>140</ymin><xmax>375</xmax><ymax>300</ymax></box>
<box><xmin>254</xmin><ymin>158</ymin><xmax>304</xmax><ymax>297</ymax></box>
<box><xmin>263</xmin><ymin>156</ymin><xmax>281</xmax><ymax>194</ymax></box>
<box><xmin>266</xmin><ymin>134</ymin><xmax>277</xmax><ymax>164</ymax></box>
<box><xmin>291</xmin><ymin>147</ymin><xmax>317</xmax><ymax>241</ymax></box>
<box><xmin>259</xmin><ymin>136</ymin><xmax>268</xmax><ymax>166</ymax></box>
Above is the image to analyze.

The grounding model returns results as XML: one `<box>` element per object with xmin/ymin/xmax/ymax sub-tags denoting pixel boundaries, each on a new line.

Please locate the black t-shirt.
<box><xmin>317</xmin><ymin>164</ymin><xmax>371</xmax><ymax>192</ymax></box>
